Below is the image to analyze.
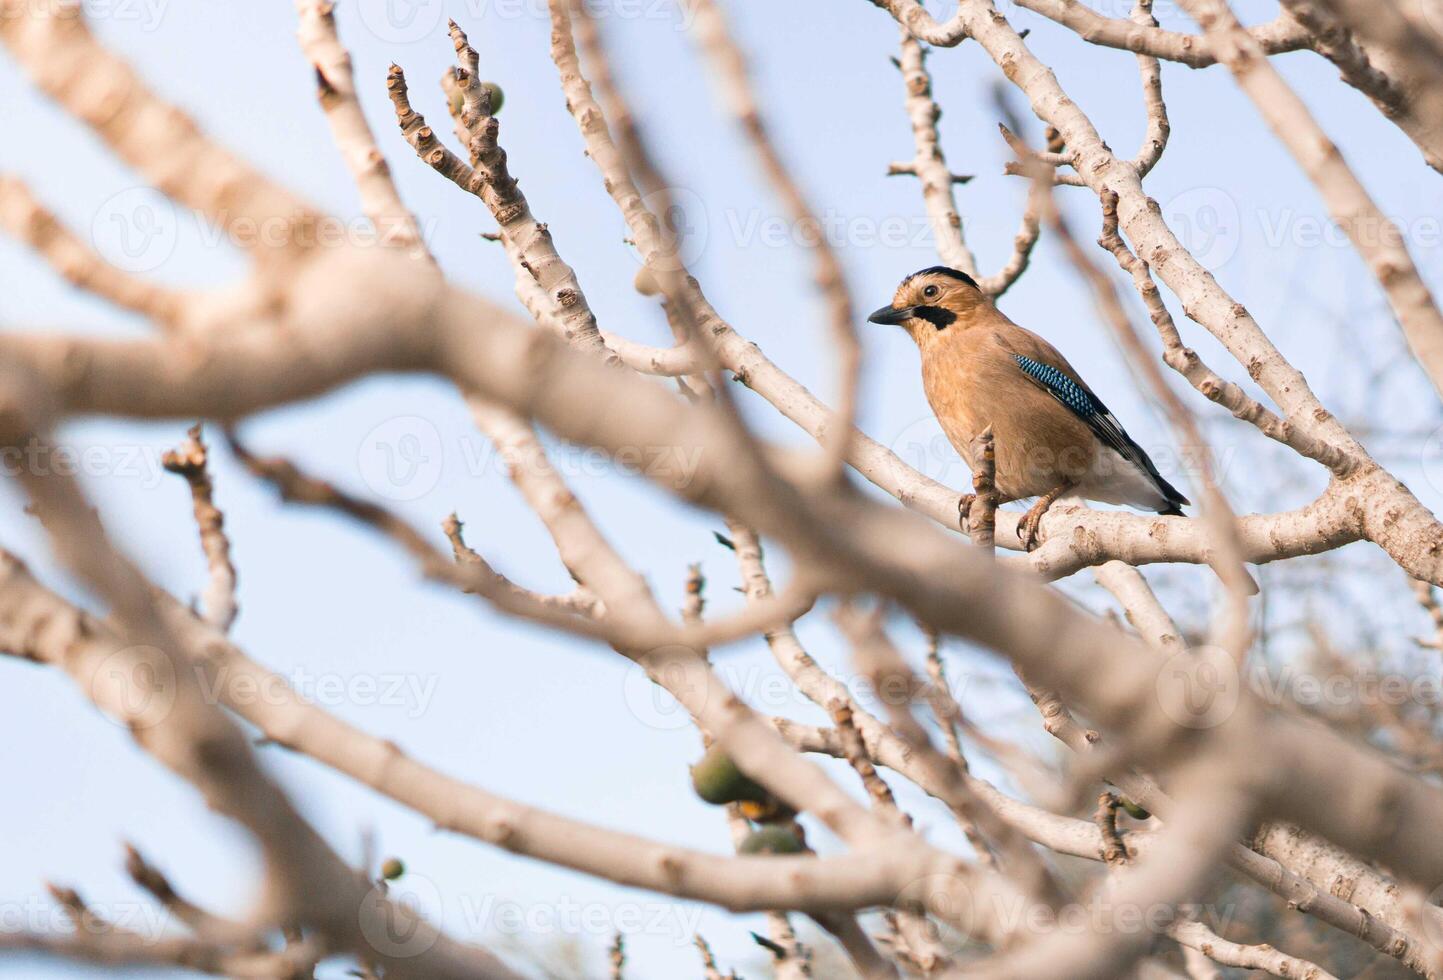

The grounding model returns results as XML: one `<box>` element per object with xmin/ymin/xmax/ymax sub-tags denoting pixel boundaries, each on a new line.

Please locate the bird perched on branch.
<box><xmin>869</xmin><ymin>266</ymin><xmax>1188</xmax><ymax>549</ymax></box>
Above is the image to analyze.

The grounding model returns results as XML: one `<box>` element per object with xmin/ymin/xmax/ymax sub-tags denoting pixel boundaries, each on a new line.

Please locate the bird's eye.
<box><xmin>923</xmin><ymin>285</ymin><xmax>939</xmax><ymax>299</ymax></box>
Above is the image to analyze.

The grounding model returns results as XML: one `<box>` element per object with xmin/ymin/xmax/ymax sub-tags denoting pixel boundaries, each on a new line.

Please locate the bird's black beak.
<box><xmin>867</xmin><ymin>304</ymin><xmax>915</xmax><ymax>326</ymax></box>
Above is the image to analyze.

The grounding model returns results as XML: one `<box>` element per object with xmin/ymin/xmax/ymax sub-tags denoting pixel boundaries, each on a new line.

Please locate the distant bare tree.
<box><xmin>5</xmin><ymin>0</ymin><xmax>1443</xmax><ymax>976</ymax></box>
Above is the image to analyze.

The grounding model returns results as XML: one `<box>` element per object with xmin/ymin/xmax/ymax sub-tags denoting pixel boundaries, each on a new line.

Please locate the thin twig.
<box><xmin>162</xmin><ymin>424</ymin><xmax>239</xmax><ymax>632</ymax></box>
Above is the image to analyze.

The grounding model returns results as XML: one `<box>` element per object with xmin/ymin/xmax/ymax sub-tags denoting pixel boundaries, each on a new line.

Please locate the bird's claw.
<box><xmin>1017</xmin><ymin>510</ymin><xmax>1044</xmax><ymax>552</ymax></box>
<box><xmin>1016</xmin><ymin>482</ymin><xmax>1072</xmax><ymax>552</ymax></box>
<box><xmin>957</xmin><ymin>493</ymin><xmax>975</xmax><ymax>532</ymax></box>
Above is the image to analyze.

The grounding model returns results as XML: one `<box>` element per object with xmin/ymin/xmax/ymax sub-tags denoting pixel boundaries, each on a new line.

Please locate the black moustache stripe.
<box><xmin>912</xmin><ymin>305</ymin><xmax>957</xmax><ymax>330</ymax></box>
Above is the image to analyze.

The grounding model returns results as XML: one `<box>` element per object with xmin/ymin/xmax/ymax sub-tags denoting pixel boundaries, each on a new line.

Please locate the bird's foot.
<box><xmin>1017</xmin><ymin>505</ymin><xmax>1047</xmax><ymax>552</ymax></box>
<box><xmin>1016</xmin><ymin>482</ymin><xmax>1073</xmax><ymax>552</ymax></box>
<box><xmin>957</xmin><ymin>493</ymin><xmax>975</xmax><ymax>532</ymax></box>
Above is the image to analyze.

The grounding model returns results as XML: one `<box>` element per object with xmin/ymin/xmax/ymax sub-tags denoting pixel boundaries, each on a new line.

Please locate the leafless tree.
<box><xmin>4</xmin><ymin>0</ymin><xmax>1443</xmax><ymax>976</ymax></box>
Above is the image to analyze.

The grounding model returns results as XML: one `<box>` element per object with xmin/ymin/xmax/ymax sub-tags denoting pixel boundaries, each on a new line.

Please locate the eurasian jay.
<box><xmin>869</xmin><ymin>266</ymin><xmax>1189</xmax><ymax>549</ymax></box>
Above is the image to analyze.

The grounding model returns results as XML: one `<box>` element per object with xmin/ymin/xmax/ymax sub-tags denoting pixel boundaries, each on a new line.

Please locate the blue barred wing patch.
<box><xmin>1011</xmin><ymin>352</ymin><xmax>1188</xmax><ymax>510</ymax></box>
<box><xmin>1013</xmin><ymin>354</ymin><xmax>1098</xmax><ymax>418</ymax></box>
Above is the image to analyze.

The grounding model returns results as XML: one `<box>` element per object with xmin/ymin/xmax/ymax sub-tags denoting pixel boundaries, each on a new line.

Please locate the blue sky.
<box><xmin>2</xmin><ymin>0</ymin><xmax>1442</xmax><ymax>976</ymax></box>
